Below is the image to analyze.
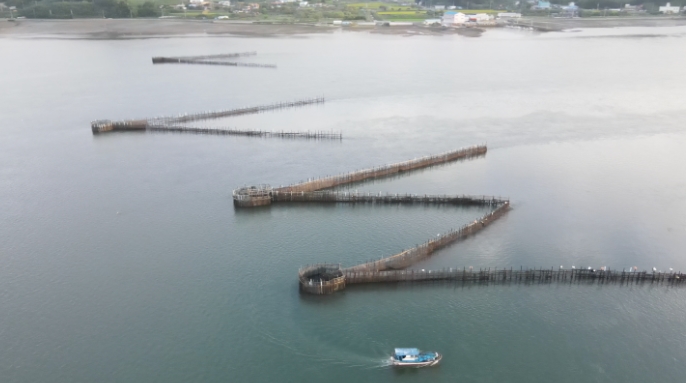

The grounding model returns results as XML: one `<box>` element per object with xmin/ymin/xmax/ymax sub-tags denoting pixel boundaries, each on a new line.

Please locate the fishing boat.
<box><xmin>391</xmin><ymin>348</ymin><xmax>442</xmax><ymax>367</ymax></box>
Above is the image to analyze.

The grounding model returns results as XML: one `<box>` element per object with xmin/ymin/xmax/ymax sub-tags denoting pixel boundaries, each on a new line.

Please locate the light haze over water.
<box><xmin>1</xmin><ymin>26</ymin><xmax>686</xmax><ymax>382</ymax></box>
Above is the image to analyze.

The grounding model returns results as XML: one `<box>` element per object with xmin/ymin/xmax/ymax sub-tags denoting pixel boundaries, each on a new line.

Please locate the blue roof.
<box><xmin>444</xmin><ymin>10</ymin><xmax>458</xmax><ymax>14</ymax></box>
<box><xmin>395</xmin><ymin>348</ymin><xmax>420</xmax><ymax>356</ymax></box>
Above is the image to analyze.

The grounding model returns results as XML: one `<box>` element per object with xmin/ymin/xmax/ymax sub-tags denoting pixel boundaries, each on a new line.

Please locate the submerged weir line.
<box><xmin>151</xmin><ymin>52</ymin><xmax>277</xmax><ymax>69</ymax></box>
<box><xmin>342</xmin><ymin>267</ymin><xmax>686</xmax><ymax>287</ymax></box>
<box><xmin>90</xmin><ymin>97</ymin><xmax>328</xmax><ymax>139</ymax></box>
<box><xmin>297</xmin><ymin>265</ymin><xmax>686</xmax><ymax>295</ymax></box>
<box><xmin>146</xmin><ymin>125</ymin><xmax>341</xmax><ymax>140</ymax></box>
<box><xmin>231</xmin><ymin>144</ymin><xmax>515</xmax><ymax>294</ymax></box>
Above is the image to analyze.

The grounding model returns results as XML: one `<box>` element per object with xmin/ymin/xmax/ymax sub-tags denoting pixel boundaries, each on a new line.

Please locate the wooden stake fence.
<box><xmin>272</xmin><ymin>191</ymin><xmax>504</xmax><ymax>204</ymax></box>
<box><xmin>275</xmin><ymin>145</ymin><xmax>487</xmax><ymax>193</ymax></box>
<box><xmin>344</xmin><ymin>267</ymin><xmax>686</xmax><ymax>286</ymax></box>
<box><xmin>91</xmin><ymin>97</ymin><xmax>325</xmax><ymax>135</ymax></box>
<box><xmin>152</xmin><ymin>51</ymin><xmax>276</xmax><ymax>68</ymax></box>
<box><xmin>146</xmin><ymin>125</ymin><xmax>341</xmax><ymax>140</ymax></box>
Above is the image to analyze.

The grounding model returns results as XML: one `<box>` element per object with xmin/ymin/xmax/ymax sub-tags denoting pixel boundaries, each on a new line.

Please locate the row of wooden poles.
<box><xmin>344</xmin><ymin>267</ymin><xmax>686</xmax><ymax>285</ymax></box>
<box><xmin>146</xmin><ymin>125</ymin><xmax>341</xmax><ymax>140</ymax></box>
<box><xmin>233</xmin><ymin>146</ymin><xmax>496</xmax><ymax>207</ymax></box>
<box><xmin>344</xmin><ymin>202</ymin><xmax>510</xmax><ymax>273</ymax></box>
<box><xmin>272</xmin><ymin>191</ymin><xmax>505</xmax><ymax>205</ymax></box>
<box><xmin>264</xmin><ymin>144</ymin><xmax>515</xmax><ymax>294</ymax></box>
<box><xmin>151</xmin><ymin>51</ymin><xmax>276</xmax><ymax>69</ymax></box>
<box><xmin>91</xmin><ymin>97</ymin><xmax>328</xmax><ymax>139</ymax></box>
<box><xmin>151</xmin><ymin>97</ymin><xmax>325</xmax><ymax>124</ymax></box>
<box><xmin>275</xmin><ymin>145</ymin><xmax>487</xmax><ymax>193</ymax></box>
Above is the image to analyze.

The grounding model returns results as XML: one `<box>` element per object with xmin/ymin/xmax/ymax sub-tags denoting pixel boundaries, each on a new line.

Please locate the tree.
<box><xmin>137</xmin><ymin>1</ymin><xmax>159</xmax><ymax>17</ymax></box>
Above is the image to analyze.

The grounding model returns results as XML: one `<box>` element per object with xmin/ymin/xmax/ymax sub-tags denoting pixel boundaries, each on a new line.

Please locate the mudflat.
<box><xmin>0</xmin><ymin>19</ymin><xmax>337</xmax><ymax>38</ymax></box>
<box><xmin>0</xmin><ymin>18</ymin><xmax>492</xmax><ymax>38</ymax></box>
<box><xmin>1</xmin><ymin>16</ymin><xmax>684</xmax><ymax>39</ymax></box>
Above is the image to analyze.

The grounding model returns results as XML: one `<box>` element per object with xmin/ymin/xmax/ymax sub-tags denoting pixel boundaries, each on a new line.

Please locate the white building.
<box><xmin>218</xmin><ymin>0</ymin><xmax>231</xmax><ymax>7</ymax></box>
<box><xmin>434</xmin><ymin>5</ymin><xmax>445</xmax><ymax>10</ymax></box>
<box><xmin>442</xmin><ymin>11</ymin><xmax>467</xmax><ymax>25</ymax></box>
<box><xmin>423</xmin><ymin>18</ymin><xmax>442</xmax><ymax>25</ymax></box>
<box><xmin>467</xmin><ymin>13</ymin><xmax>491</xmax><ymax>21</ymax></box>
<box><xmin>621</xmin><ymin>3</ymin><xmax>646</xmax><ymax>13</ymax></box>
<box><xmin>299</xmin><ymin>1</ymin><xmax>308</xmax><ymax>6</ymax></box>
<box><xmin>658</xmin><ymin>2</ymin><xmax>680</xmax><ymax>13</ymax></box>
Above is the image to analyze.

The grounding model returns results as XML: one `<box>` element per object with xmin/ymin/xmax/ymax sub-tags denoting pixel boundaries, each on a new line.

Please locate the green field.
<box><xmin>377</xmin><ymin>11</ymin><xmax>425</xmax><ymax>15</ymax></box>
<box><xmin>128</xmin><ymin>0</ymin><xmax>181</xmax><ymax>5</ymax></box>
<box><xmin>377</xmin><ymin>10</ymin><xmax>428</xmax><ymax>19</ymax></box>
<box><xmin>347</xmin><ymin>2</ymin><xmax>415</xmax><ymax>10</ymax></box>
<box><xmin>455</xmin><ymin>9</ymin><xmax>499</xmax><ymax>14</ymax></box>
<box><xmin>167</xmin><ymin>11</ymin><xmax>222</xmax><ymax>18</ymax></box>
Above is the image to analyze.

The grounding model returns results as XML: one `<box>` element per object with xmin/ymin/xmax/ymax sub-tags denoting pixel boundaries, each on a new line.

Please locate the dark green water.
<box><xmin>1</xmin><ymin>27</ymin><xmax>685</xmax><ymax>382</ymax></box>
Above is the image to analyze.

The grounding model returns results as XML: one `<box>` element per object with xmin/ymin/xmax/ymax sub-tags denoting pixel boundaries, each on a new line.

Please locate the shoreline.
<box><xmin>1</xmin><ymin>17</ymin><xmax>685</xmax><ymax>39</ymax></box>
<box><xmin>0</xmin><ymin>19</ymin><xmax>338</xmax><ymax>39</ymax></box>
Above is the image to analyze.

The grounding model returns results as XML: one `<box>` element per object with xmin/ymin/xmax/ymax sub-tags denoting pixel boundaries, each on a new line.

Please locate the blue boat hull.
<box><xmin>391</xmin><ymin>352</ymin><xmax>442</xmax><ymax>367</ymax></box>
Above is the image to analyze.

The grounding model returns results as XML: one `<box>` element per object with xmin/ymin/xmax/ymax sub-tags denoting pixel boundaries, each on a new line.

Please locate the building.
<box><xmin>434</xmin><ymin>5</ymin><xmax>445</xmax><ymax>10</ymax></box>
<box><xmin>560</xmin><ymin>2</ymin><xmax>579</xmax><ymax>16</ymax></box>
<box><xmin>467</xmin><ymin>13</ymin><xmax>491</xmax><ymax>21</ymax></box>
<box><xmin>442</xmin><ymin>11</ymin><xmax>467</xmax><ymax>25</ymax></box>
<box><xmin>218</xmin><ymin>0</ymin><xmax>231</xmax><ymax>7</ymax></box>
<box><xmin>658</xmin><ymin>2</ymin><xmax>680</xmax><ymax>13</ymax></box>
<box><xmin>423</xmin><ymin>18</ymin><xmax>442</xmax><ymax>25</ymax></box>
<box><xmin>621</xmin><ymin>3</ymin><xmax>646</xmax><ymax>13</ymax></box>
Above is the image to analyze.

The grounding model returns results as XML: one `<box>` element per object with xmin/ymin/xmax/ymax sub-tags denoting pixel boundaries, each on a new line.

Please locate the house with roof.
<box><xmin>621</xmin><ymin>4</ymin><xmax>645</xmax><ymax>13</ymax></box>
<box><xmin>559</xmin><ymin>2</ymin><xmax>579</xmax><ymax>16</ymax></box>
<box><xmin>467</xmin><ymin>13</ymin><xmax>491</xmax><ymax>21</ymax></box>
<box><xmin>658</xmin><ymin>2</ymin><xmax>680</xmax><ymax>13</ymax></box>
<box><xmin>442</xmin><ymin>10</ymin><xmax>467</xmax><ymax>25</ymax></box>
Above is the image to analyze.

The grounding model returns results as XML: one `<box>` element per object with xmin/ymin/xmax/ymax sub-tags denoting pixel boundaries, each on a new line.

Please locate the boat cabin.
<box><xmin>394</xmin><ymin>348</ymin><xmax>420</xmax><ymax>361</ymax></box>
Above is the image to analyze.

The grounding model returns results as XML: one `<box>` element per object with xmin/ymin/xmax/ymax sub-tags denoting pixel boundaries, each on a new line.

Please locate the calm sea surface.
<box><xmin>1</xmin><ymin>26</ymin><xmax>686</xmax><ymax>382</ymax></box>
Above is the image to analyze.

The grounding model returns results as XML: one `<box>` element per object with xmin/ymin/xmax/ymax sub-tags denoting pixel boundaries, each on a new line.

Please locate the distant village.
<box><xmin>162</xmin><ymin>0</ymin><xmax>685</xmax><ymax>23</ymax></box>
<box><xmin>1</xmin><ymin>0</ymin><xmax>684</xmax><ymax>22</ymax></box>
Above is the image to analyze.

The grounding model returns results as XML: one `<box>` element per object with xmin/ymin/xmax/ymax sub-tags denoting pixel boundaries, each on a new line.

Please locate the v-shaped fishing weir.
<box><xmin>233</xmin><ymin>145</ymin><xmax>686</xmax><ymax>294</ymax></box>
<box><xmin>233</xmin><ymin>145</ymin><xmax>513</xmax><ymax>293</ymax></box>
